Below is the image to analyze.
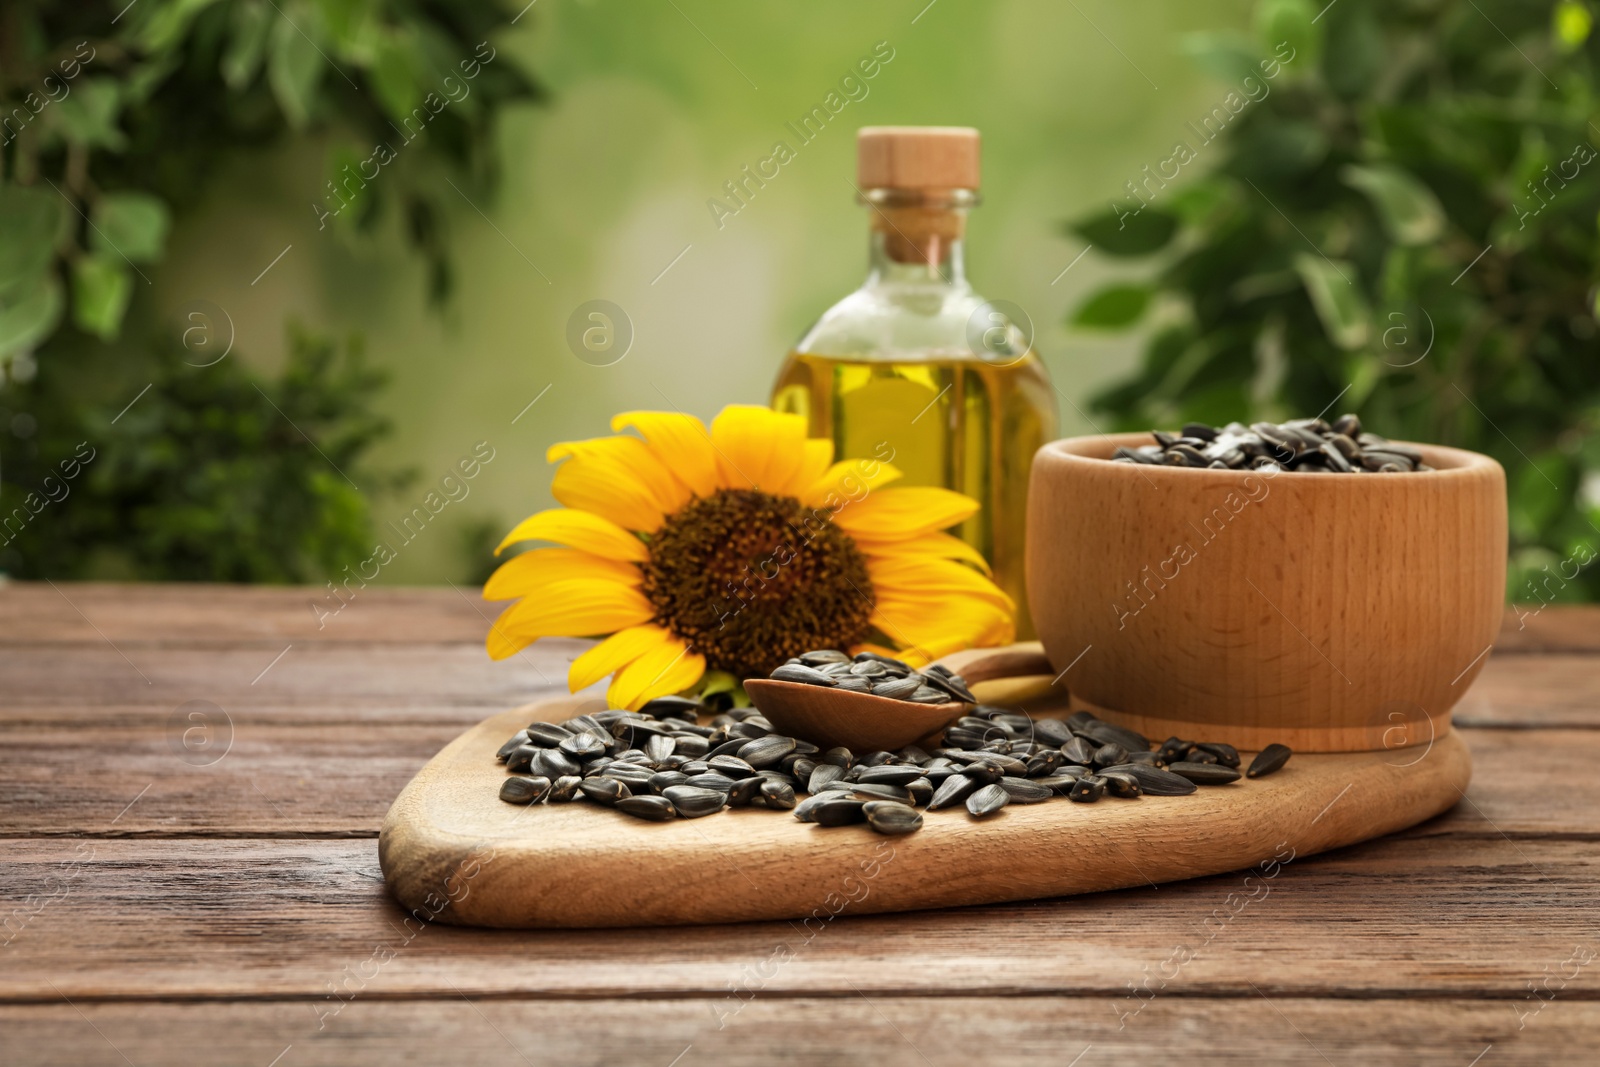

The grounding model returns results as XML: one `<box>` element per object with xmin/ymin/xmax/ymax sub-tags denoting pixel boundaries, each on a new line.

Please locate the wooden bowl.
<box><xmin>1026</xmin><ymin>433</ymin><xmax>1506</xmax><ymax>752</ymax></box>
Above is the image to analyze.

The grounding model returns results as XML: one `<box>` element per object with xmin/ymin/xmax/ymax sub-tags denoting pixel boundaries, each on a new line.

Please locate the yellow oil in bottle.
<box><xmin>773</xmin><ymin>351</ymin><xmax>1056</xmax><ymax>636</ymax></box>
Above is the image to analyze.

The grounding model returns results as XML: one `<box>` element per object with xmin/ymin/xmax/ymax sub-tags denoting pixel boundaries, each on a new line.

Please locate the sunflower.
<box><xmin>484</xmin><ymin>405</ymin><xmax>1015</xmax><ymax>709</ymax></box>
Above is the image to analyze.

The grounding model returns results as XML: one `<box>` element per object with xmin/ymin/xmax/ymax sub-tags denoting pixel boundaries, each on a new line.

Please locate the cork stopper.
<box><xmin>857</xmin><ymin>126</ymin><xmax>980</xmax><ymax>192</ymax></box>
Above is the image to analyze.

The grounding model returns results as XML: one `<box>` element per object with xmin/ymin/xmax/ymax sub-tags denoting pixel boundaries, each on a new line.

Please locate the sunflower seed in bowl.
<box><xmin>767</xmin><ymin>649</ymin><xmax>970</xmax><ymax>705</ymax></box>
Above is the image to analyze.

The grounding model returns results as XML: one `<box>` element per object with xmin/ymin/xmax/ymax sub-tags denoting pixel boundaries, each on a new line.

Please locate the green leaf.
<box><xmin>1322</xmin><ymin>6</ymin><xmax>1383</xmax><ymax>99</ymax></box>
<box><xmin>1554</xmin><ymin>0</ymin><xmax>1593</xmax><ymax>52</ymax></box>
<box><xmin>1293</xmin><ymin>253</ymin><xmax>1369</xmax><ymax>348</ymax></box>
<box><xmin>51</xmin><ymin>78</ymin><xmax>125</xmax><ymax>151</ymax></box>
<box><xmin>1180</xmin><ymin>31</ymin><xmax>1262</xmax><ymax>86</ymax></box>
<box><xmin>269</xmin><ymin>12</ymin><xmax>326</xmax><ymax>130</ymax></box>
<box><xmin>0</xmin><ymin>185</ymin><xmax>62</xmax><ymax>301</ymax></box>
<box><xmin>222</xmin><ymin>0</ymin><xmax>273</xmax><ymax>90</ymax></box>
<box><xmin>1069</xmin><ymin>208</ymin><xmax>1178</xmax><ymax>257</ymax></box>
<box><xmin>1072</xmin><ymin>284</ymin><xmax>1153</xmax><ymax>329</ymax></box>
<box><xmin>0</xmin><ymin>274</ymin><xmax>64</xmax><ymax>359</ymax></box>
<box><xmin>1255</xmin><ymin>0</ymin><xmax>1320</xmax><ymax>70</ymax></box>
<box><xmin>1340</xmin><ymin>164</ymin><xmax>1445</xmax><ymax>244</ymax></box>
<box><xmin>72</xmin><ymin>256</ymin><xmax>134</xmax><ymax>340</ymax></box>
<box><xmin>369</xmin><ymin>29</ymin><xmax>426</xmax><ymax>121</ymax></box>
<box><xmin>93</xmin><ymin>193</ymin><xmax>170</xmax><ymax>263</ymax></box>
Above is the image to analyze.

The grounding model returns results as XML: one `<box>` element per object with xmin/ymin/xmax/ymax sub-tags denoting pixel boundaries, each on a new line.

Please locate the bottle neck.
<box><xmin>861</xmin><ymin>191</ymin><xmax>974</xmax><ymax>290</ymax></box>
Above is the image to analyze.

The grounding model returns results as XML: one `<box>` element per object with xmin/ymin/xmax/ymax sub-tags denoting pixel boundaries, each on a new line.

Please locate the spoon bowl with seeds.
<box><xmin>744</xmin><ymin>645</ymin><xmax>1054</xmax><ymax>752</ymax></box>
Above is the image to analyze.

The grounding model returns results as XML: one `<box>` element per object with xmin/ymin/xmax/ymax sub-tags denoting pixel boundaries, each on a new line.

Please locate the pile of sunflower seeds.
<box><xmin>766</xmin><ymin>649</ymin><xmax>975</xmax><ymax>704</ymax></box>
<box><xmin>1112</xmin><ymin>414</ymin><xmax>1433</xmax><ymax>473</ymax></box>
<box><xmin>495</xmin><ymin>696</ymin><xmax>1292</xmax><ymax>835</ymax></box>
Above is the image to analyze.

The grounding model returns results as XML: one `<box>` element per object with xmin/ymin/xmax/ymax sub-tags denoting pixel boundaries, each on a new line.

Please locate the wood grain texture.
<box><xmin>1028</xmin><ymin>435</ymin><xmax>1507</xmax><ymax>750</ymax></box>
<box><xmin>0</xmin><ymin>583</ymin><xmax>1592</xmax><ymax>1065</ymax></box>
<box><xmin>378</xmin><ymin>698</ymin><xmax>1471</xmax><ymax>927</ymax></box>
<box><xmin>0</xmin><ymin>998</ymin><xmax>1585</xmax><ymax>1067</ymax></box>
<box><xmin>0</xmin><ymin>714</ymin><xmax>1586</xmax><ymax>837</ymax></box>
<box><xmin>4</xmin><ymin>836</ymin><xmax>1596</xmax><ymax>1000</ymax></box>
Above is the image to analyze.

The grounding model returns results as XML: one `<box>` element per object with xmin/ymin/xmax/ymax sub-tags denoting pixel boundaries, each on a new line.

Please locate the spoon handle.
<box><xmin>934</xmin><ymin>642</ymin><xmax>1055</xmax><ymax>685</ymax></box>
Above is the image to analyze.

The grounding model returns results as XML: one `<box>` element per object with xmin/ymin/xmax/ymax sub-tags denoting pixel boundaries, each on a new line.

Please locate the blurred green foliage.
<box><xmin>0</xmin><ymin>0</ymin><xmax>539</xmax><ymax>580</ymax></box>
<box><xmin>0</xmin><ymin>325</ymin><xmax>412</xmax><ymax>580</ymax></box>
<box><xmin>1070</xmin><ymin>0</ymin><xmax>1600</xmax><ymax>604</ymax></box>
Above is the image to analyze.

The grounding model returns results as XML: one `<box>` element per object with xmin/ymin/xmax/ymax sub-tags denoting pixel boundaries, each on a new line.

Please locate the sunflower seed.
<box><xmin>757</xmin><ymin>780</ymin><xmax>797</xmax><ymax>810</ymax></box>
<box><xmin>1068</xmin><ymin>775</ymin><xmax>1106</xmax><ymax>803</ymax></box>
<box><xmin>909</xmin><ymin>686</ymin><xmax>954</xmax><ymax>704</ymax></box>
<box><xmin>1195</xmin><ymin>742</ymin><xmax>1241</xmax><ymax>769</ymax></box>
<box><xmin>672</xmin><ymin>735</ymin><xmax>711</xmax><ymax>758</ymax></box>
<box><xmin>1168</xmin><ymin>761</ymin><xmax>1242</xmax><ymax>785</ymax></box>
<box><xmin>662</xmin><ymin>785</ymin><xmax>726</xmax><ymax>818</ymax></box>
<box><xmin>864</xmin><ymin>801</ymin><xmax>924</xmax><ymax>835</ymax></box>
<box><xmin>686</xmin><ymin>772</ymin><xmax>738</xmax><ymax>793</ymax></box>
<box><xmin>601</xmin><ymin>763</ymin><xmax>654</xmax><ymax>790</ymax></box>
<box><xmin>810</xmin><ymin>797</ymin><xmax>868</xmax><ymax>826</ymax></box>
<box><xmin>548</xmin><ymin>775</ymin><xmax>583</xmax><ymax>802</ymax></box>
<box><xmin>578</xmin><ymin>777</ymin><xmax>631</xmax><ymax>806</ymax></box>
<box><xmin>859</xmin><ymin>765</ymin><xmax>926</xmax><ymax>786</ymax></box>
<box><xmin>1091</xmin><ymin>742</ymin><xmax>1128</xmax><ymax>769</ymax></box>
<box><xmin>531</xmin><ymin>749</ymin><xmax>581</xmax><ymax>779</ymax></box>
<box><xmin>807</xmin><ymin>764</ymin><xmax>845</xmax><ymax>793</ymax></box>
<box><xmin>928</xmin><ymin>773</ymin><xmax>980</xmax><ymax>811</ymax></box>
<box><xmin>1137</xmin><ymin>418</ymin><xmax>1425</xmax><ymax>475</ymax></box>
<box><xmin>997</xmin><ymin>777</ymin><xmax>1052</xmax><ymax>804</ymax></box>
<box><xmin>1247</xmin><ymin>743</ymin><xmax>1293</xmax><ymax>778</ymax></box>
<box><xmin>849</xmin><ymin>660</ymin><xmax>889</xmax><ymax>678</ymax></box>
<box><xmin>1102</xmin><ymin>763</ymin><xmax>1197</xmax><ymax>796</ymax></box>
<box><xmin>1100</xmin><ymin>770</ymin><xmax>1142</xmax><ymax>798</ymax></box>
<box><xmin>834</xmin><ymin>676</ymin><xmax>874</xmax><ymax>693</ymax></box>
<box><xmin>1031</xmin><ymin>719</ymin><xmax>1074</xmax><ymax>747</ymax></box>
<box><xmin>505</xmin><ymin>745</ymin><xmax>539</xmax><ymax>773</ymax></box>
<box><xmin>638</xmin><ymin>695</ymin><xmax>705</xmax><ymax>720</ymax></box>
<box><xmin>770</xmin><ymin>663</ymin><xmax>837</xmax><ymax>686</ymax></box>
<box><xmin>559</xmin><ymin>731</ymin><xmax>609</xmax><ymax>760</ymax></box>
<box><xmin>497</xmin><ymin>731</ymin><xmax>531</xmax><ymax>761</ymax></box>
<box><xmin>1062</xmin><ymin>736</ymin><xmax>1096</xmax><ymax>765</ymax></box>
<box><xmin>524</xmin><ymin>722</ymin><xmax>572</xmax><ymax>747</ymax></box>
<box><xmin>906</xmin><ymin>777</ymin><xmax>934</xmax><ymax>806</ymax></box>
<box><xmin>707</xmin><ymin>754</ymin><xmax>757</xmax><ymax>779</ymax></box>
<box><xmin>966</xmin><ymin>783</ymin><xmax>1010</xmax><ymax>817</ymax></box>
<box><xmin>732</xmin><ymin>735</ymin><xmax>790</xmax><ymax>769</ymax></box>
<box><xmin>616</xmin><ymin>795</ymin><xmax>676</xmax><ymax>821</ymax></box>
<box><xmin>499</xmin><ymin>776</ymin><xmax>550</xmax><ymax>804</ymax></box>
<box><xmin>850</xmin><ymin>783</ymin><xmax>914</xmax><ymax>803</ymax></box>
<box><xmin>1034</xmin><ymin>773</ymin><xmax>1084</xmax><ymax>795</ymax></box>
<box><xmin>648</xmin><ymin>771</ymin><xmax>689</xmax><ymax>793</ymax></box>
<box><xmin>871</xmin><ymin>676</ymin><xmax>923</xmax><ymax>700</ymax></box>
<box><xmin>727</xmin><ymin>776</ymin><xmax>765</xmax><ymax>807</ymax></box>
<box><xmin>800</xmin><ymin>649</ymin><xmax>851</xmax><ymax>666</ymax></box>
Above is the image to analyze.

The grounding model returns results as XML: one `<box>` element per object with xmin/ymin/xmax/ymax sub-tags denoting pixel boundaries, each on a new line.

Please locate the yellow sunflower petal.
<box><xmin>548</xmin><ymin>435</ymin><xmax>691</xmax><ymax>532</ymax></box>
<box><xmin>832</xmin><ymin>486</ymin><xmax>980</xmax><ymax>541</ymax></box>
<box><xmin>485</xmin><ymin>580</ymin><xmax>655</xmax><ymax>660</ymax></box>
<box><xmin>802</xmin><ymin>459</ymin><xmax>903</xmax><ymax>509</ymax></box>
<box><xmin>866</xmin><ymin>556</ymin><xmax>1014</xmax><ymax>611</ymax></box>
<box><xmin>495</xmin><ymin>509</ymin><xmax>648</xmax><ymax>561</ymax></box>
<box><xmin>859</xmin><ymin>530</ymin><xmax>991</xmax><ymax>575</ymax></box>
<box><xmin>607</xmin><ymin>635</ymin><xmax>707</xmax><ymax>710</ymax></box>
<box><xmin>483</xmin><ymin>548</ymin><xmax>640</xmax><ymax>602</ymax></box>
<box><xmin>710</xmin><ymin>404</ymin><xmax>807</xmax><ymax>494</ymax></box>
<box><xmin>610</xmin><ymin>411</ymin><xmax>720</xmax><ymax>499</ymax></box>
<box><xmin>787</xmin><ymin>438</ymin><xmax>836</xmax><ymax>500</ymax></box>
<box><xmin>568</xmin><ymin>624</ymin><xmax>675</xmax><ymax>692</ymax></box>
<box><xmin>870</xmin><ymin>595</ymin><xmax>1015</xmax><ymax>656</ymax></box>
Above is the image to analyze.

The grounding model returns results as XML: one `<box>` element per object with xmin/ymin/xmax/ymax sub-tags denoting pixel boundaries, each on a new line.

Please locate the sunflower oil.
<box><xmin>773</xmin><ymin>127</ymin><xmax>1058</xmax><ymax>635</ymax></box>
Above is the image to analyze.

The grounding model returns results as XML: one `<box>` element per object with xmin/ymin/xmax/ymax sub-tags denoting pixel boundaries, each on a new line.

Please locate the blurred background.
<box><xmin>2</xmin><ymin>0</ymin><xmax>1597</xmax><ymax>602</ymax></box>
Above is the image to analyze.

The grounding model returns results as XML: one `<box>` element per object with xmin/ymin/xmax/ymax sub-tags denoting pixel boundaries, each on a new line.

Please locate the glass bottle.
<box><xmin>773</xmin><ymin>126</ymin><xmax>1057</xmax><ymax>636</ymax></box>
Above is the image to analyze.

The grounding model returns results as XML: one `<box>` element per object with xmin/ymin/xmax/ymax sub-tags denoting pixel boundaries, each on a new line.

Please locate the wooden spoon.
<box><xmin>744</xmin><ymin>644</ymin><xmax>1055</xmax><ymax>752</ymax></box>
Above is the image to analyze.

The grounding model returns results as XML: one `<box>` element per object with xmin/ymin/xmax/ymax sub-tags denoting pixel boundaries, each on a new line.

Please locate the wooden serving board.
<box><xmin>379</xmin><ymin>694</ymin><xmax>1472</xmax><ymax>928</ymax></box>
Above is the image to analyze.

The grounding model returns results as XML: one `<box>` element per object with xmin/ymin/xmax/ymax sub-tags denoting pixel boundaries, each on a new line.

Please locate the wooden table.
<box><xmin>1</xmin><ymin>583</ymin><xmax>1596</xmax><ymax>1065</ymax></box>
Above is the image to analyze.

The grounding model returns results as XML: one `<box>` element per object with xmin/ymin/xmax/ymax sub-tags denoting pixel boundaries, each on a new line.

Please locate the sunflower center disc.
<box><xmin>640</xmin><ymin>488</ymin><xmax>874</xmax><ymax>679</ymax></box>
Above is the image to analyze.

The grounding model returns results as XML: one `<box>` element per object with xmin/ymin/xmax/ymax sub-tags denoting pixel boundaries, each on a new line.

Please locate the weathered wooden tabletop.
<box><xmin>1</xmin><ymin>583</ymin><xmax>1595</xmax><ymax>1065</ymax></box>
